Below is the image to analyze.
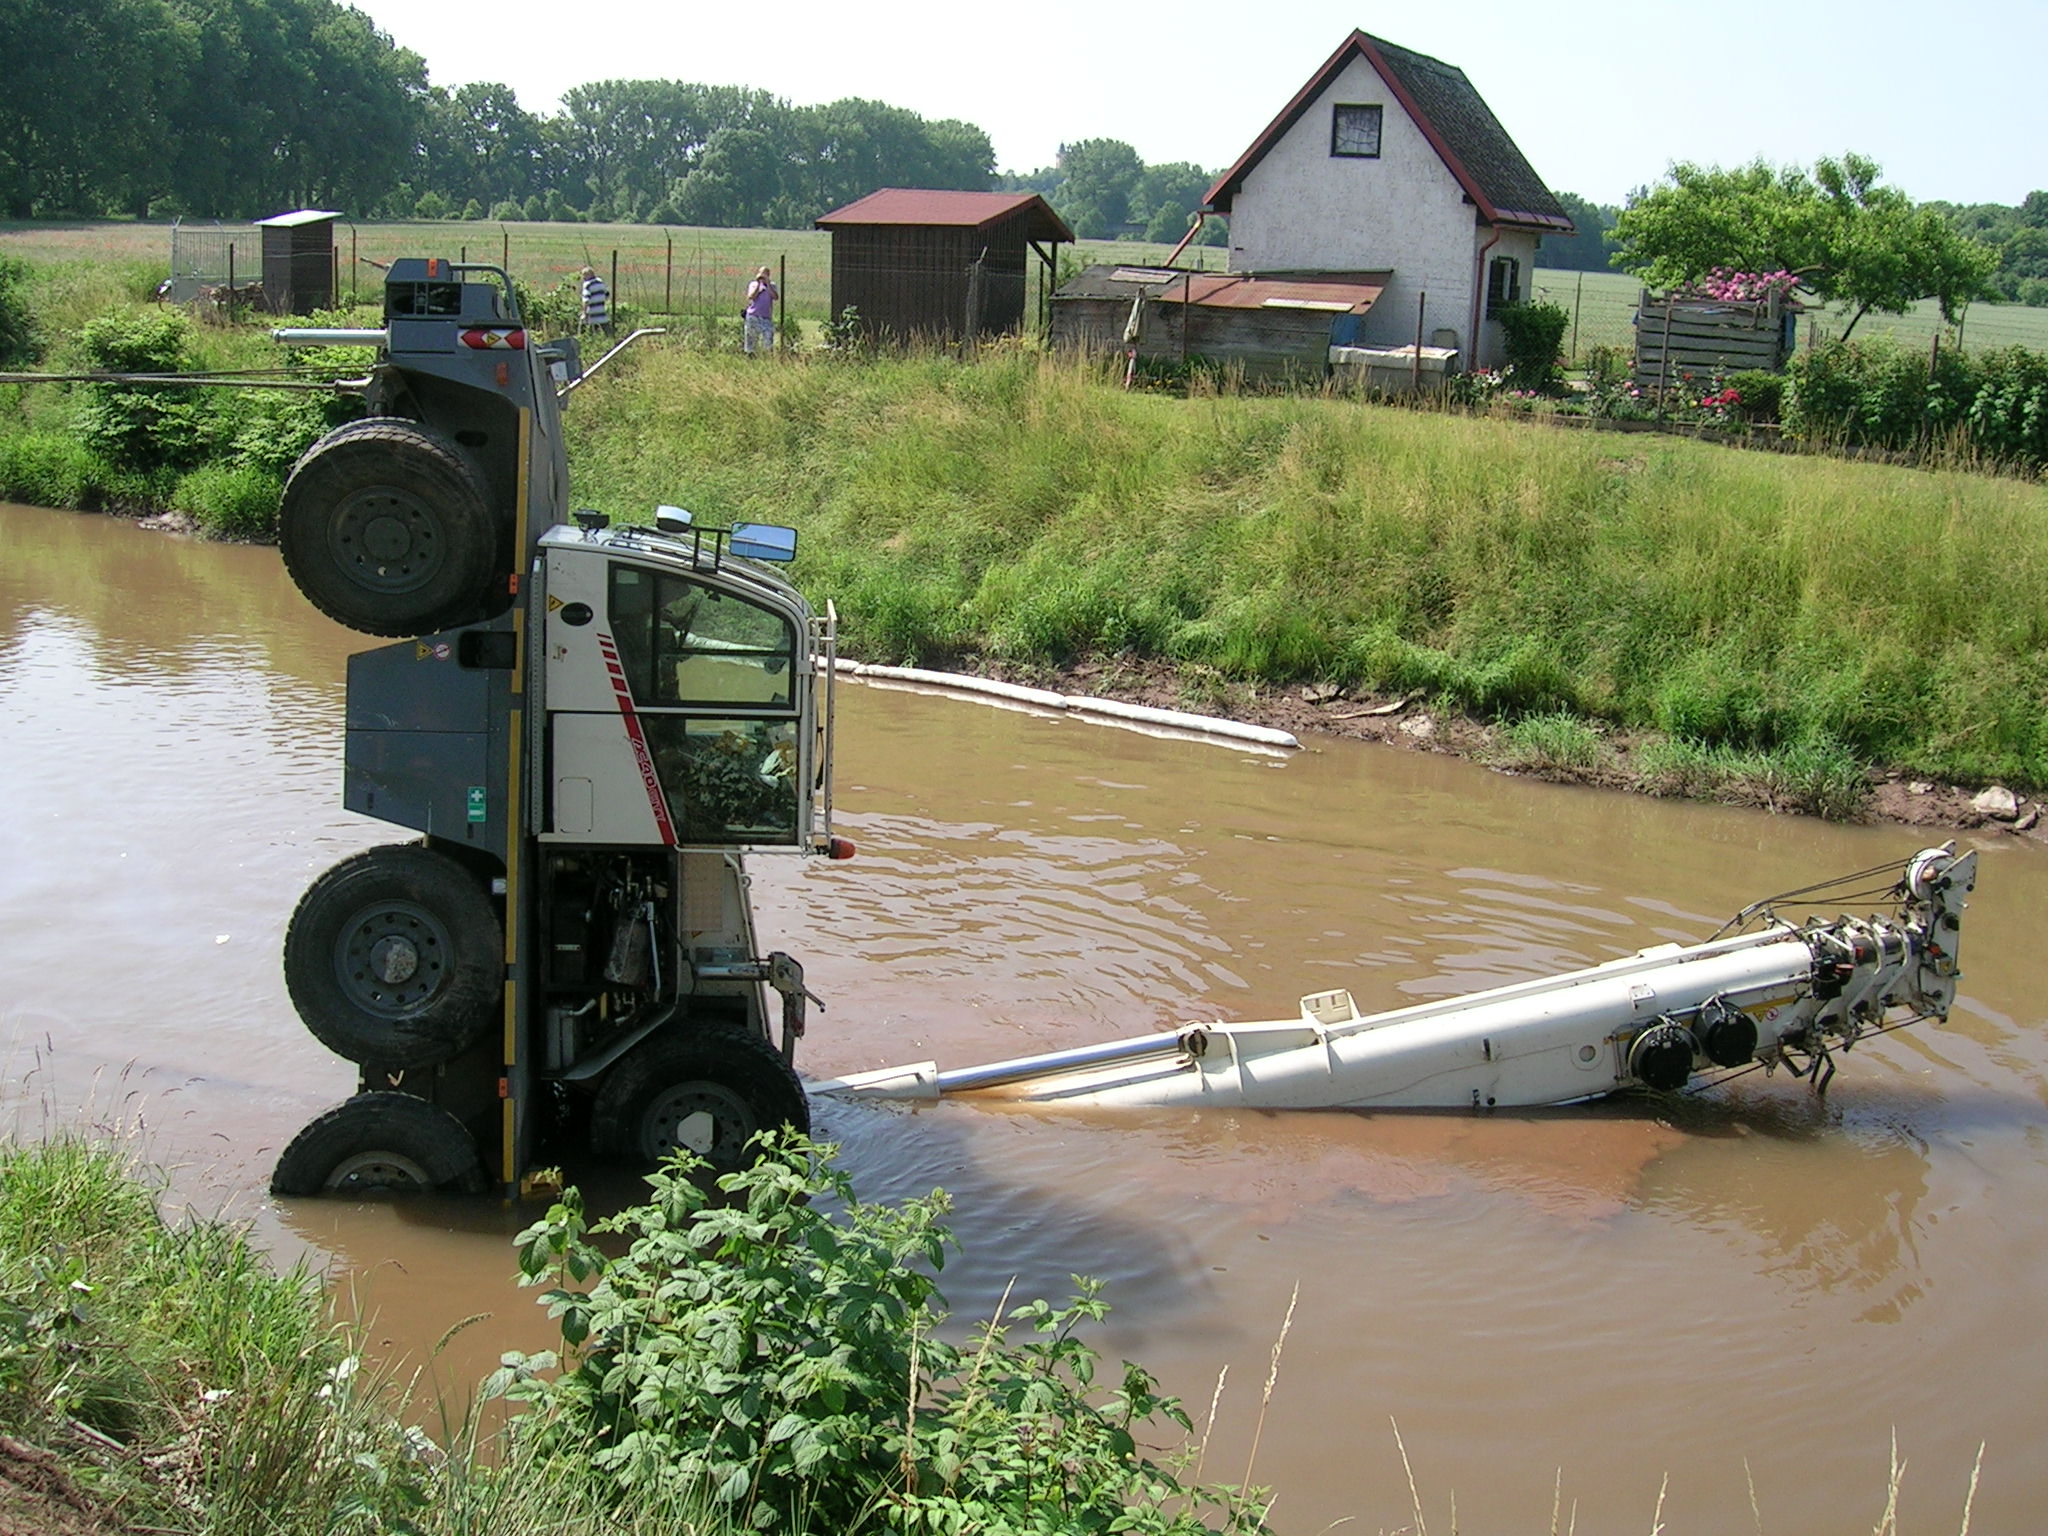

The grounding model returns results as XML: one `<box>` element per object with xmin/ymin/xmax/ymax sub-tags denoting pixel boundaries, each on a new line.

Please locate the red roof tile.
<box><xmin>816</xmin><ymin>189</ymin><xmax>1074</xmax><ymax>241</ymax></box>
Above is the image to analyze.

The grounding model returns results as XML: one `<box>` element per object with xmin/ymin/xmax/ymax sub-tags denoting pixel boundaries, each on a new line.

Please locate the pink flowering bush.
<box><xmin>1693</xmin><ymin>268</ymin><xmax>1800</xmax><ymax>303</ymax></box>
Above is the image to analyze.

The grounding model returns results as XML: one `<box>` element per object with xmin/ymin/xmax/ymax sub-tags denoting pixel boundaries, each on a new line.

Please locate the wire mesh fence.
<box><xmin>165</xmin><ymin>220</ymin><xmax>265</xmax><ymax>304</ymax></box>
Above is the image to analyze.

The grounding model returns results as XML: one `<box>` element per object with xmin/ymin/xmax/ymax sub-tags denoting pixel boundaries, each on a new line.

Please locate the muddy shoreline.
<box><xmin>958</xmin><ymin>652</ymin><xmax>2047</xmax><ymax>845</ymax></box>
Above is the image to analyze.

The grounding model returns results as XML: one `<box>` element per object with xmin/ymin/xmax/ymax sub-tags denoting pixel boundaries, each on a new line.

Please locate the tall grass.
<box><xmin>566</xmin><ymin>344</ymin><xmax>2048</xmax><ymax>793</ymax></box>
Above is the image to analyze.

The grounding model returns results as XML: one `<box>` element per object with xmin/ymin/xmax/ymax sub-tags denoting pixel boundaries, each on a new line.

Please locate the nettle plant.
<box><xmin>492</xmin><ymin>1134</ymin><xmax>1269</xmax><ymax>1535</ymax></box>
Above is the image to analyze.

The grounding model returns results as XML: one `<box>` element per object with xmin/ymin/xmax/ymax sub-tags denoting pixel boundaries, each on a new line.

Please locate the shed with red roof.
<box><xmin>815</xmin><ymin>189</ymin><xmax>1073</xmax><ymax>343</ymax></box>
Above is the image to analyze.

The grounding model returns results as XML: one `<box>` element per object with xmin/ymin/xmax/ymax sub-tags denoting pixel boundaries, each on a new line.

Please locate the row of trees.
<box><xmin>1002</xmin><ymin>141</ymin><xmax>1226</xmax><ymax>245</ymax></box>
<box><xmin>0</xmin><ymin>0</ymin><xmax>1229</xmax><ymax>238</ymax></box>
<box><xmin>1</xmin><ymin>0</ymin><xmax>427</xmax><ymax>218</ymax></box>
<box><xmin>0</xmin><ymin>0</ymin><xmax>1001</xmax><ymax>227</ymax></box>
<box><xmin>1932</xmin><ymin>192</ymin><xmax>2048</xmax><ymax>307</ymax></box>
<box><xmin>407</xmin><ymin>82</ymin><xmax>999</xmax><ymax>228</ymax></box>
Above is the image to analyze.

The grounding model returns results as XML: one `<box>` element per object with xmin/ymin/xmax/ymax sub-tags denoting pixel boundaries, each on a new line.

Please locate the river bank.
<box><xmin>32</xmin><ymin>491</ymin><xmax>2048</xmax><ymax>834</ymax></box>
<box><xmin>6</xmin><ymin>270</ymin><xmax>2046</xmax><ymax>818</ymax></box>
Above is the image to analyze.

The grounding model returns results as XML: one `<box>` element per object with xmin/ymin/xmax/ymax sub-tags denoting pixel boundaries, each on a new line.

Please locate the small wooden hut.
<box><xmin>814</xmin><ymin>190</ymin><xmax>1073</xmax><ymax>343</ymax></box>
<box><xmin>255</xmin><ymin>209</ymin><xmax>343</xmax><ymax>315</ymax></box>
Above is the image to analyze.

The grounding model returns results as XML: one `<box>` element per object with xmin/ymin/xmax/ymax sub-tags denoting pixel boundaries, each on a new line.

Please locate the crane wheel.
<box><xmin>271</xmin><ymin>1091</ymin><xmax>485</xmax><ymax>1196</ymax></box>
<box><xmin>285</xmin><ymin>843</ymin><xmax>502</xmax><ymax>1070</ymax></box>
<box><xmin>590</xmin><ymin>1025</ymin><xmax>809</xmax><ymax>1175</ymax></box>
<box><xmin>279</xmin><ymin>417</ymin><xmax>503</xmax><ymax>637</ymax></box>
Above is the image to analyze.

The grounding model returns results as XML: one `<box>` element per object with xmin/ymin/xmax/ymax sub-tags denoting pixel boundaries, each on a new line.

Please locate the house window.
<box><xmin>1330</xmin><ymin>104</ymin><xmax>1383</xmax><ymax>158</ymax></box>
<box><xmin>1486</xmin><ymin>256</ymin><xmax>1522</xmax><ymax>317</ymax></box>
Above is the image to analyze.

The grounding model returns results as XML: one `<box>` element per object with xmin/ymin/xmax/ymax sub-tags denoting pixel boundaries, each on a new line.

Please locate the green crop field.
<box><xmin>1533</xmin><ymin>264</ymin><xmax>2048</xmax><ymax>364</ymax></box>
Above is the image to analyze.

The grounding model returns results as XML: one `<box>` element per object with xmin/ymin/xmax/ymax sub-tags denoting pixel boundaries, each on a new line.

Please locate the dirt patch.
<box><xmin>0</xmin><ymin>1436</ymin><xmax>128</xmax><ymax>1536</ymax></box>
<box><xmin>962</xmin><ymin>654</ymin><xmax>2047</xmax><ymax>844</ymax></box>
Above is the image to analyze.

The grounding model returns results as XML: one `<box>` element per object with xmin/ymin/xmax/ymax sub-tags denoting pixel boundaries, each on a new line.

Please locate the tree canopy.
<box><xmin>1611</xmin><ymin>154</ymin><xmax>2000</xmax><ymax>336</ymax></box>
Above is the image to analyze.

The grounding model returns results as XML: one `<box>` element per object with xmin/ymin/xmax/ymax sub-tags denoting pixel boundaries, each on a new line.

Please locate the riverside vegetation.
<box><xmin>3</xmin><ymin>258</ymin><xmax>2047</xmax><ymax>815</ymax></box>
<box><xmin>0</xmin><ymin>1134</ymin><xmax>1271</xmax><ymax>1534</ymax></box>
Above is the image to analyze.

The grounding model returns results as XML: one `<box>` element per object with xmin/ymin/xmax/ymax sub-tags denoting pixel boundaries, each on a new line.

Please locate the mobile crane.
<box><xmin>266</xmin><ymin>260</ymin><xmax>845</xmax><ymax>1197</ymax></box>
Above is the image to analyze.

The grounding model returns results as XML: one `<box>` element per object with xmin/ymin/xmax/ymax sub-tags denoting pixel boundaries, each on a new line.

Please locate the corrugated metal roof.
<box><xmin>255</xmin><ymin>208</ymin><xmax>344</xmax><ymax>227</ymax></box>
<box><xmin>1149</xmin><ymin>271</ymin><xmax>1391</xmax><ymax>314</ymax></box>
<box><xmin>816</xmin><ymin>189</ymin><xmax>1074</xmax><ymax>241</ymax></box>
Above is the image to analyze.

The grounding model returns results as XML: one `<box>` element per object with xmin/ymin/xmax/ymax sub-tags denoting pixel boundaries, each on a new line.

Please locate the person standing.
<box><xmin>580</xmin><ymin>265</ymin><xmax>611</xmax><ymax>332</ymax></box>
<box><xmin>743</xmin><ymin>265</ymin><xmax>777</xmax><ymax>355</ymax></box>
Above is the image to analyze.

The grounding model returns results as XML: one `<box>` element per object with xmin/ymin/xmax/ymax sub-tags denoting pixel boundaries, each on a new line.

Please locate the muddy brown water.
<box><xmin>5</xmin><ymin>500</ymin><xmax>2046</xmax><ymax>1533</ymax></box>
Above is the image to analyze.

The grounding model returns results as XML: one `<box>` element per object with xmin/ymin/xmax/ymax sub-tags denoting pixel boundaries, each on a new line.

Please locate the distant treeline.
<box><xmin>0</xmin><ymin>0</ymin><xmax>1221</xmax><ymax>242</ymax></box>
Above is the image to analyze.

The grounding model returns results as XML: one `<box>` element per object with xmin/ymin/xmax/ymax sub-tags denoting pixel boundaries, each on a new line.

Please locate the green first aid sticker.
<box><xmin>466</xmin><ymin>785</ymin><xmax>486</xmax><ymax>823</ymax></box>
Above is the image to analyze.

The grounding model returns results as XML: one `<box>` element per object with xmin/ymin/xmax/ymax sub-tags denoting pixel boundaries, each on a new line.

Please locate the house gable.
<box><xmin>1205</xmin><ymin>31</ymin><xmax>1571</xmax><ymax>235</ymax></box>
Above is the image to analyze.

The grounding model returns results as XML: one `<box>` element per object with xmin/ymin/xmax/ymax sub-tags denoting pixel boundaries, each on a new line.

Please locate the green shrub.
<box><xmin>73</xmin><ymin>309</ymin><xmax>209</xmax><ymax>474</ymax></box>
<box><xmin>0</xmin><ymin>256</ymin><xmax>38</xmax><ymax>366</ymax></box>
<box><xmin>494</xmin><ymin>1135</ymin><xmax>1268</xmax><ymax>1534</ymax></box>
<box><xmin>1724</xmin><ymin>369</ymin><xmax>1784</xmax><ymax>423</ymax></box>
<box><xmin>1584</xmin><ymin>343</ymin><xmax>1630</xmax><ymax>387</ymax></box>
<box><xmin>1495</xmin><ymin>301</ymin><xmax>1570</xmax><ymax>393</ymax></box>
<box><xmin>1965</xmin><ymin>345</ymin><xmax>2048</xmax><ymax>467</ymax></box>
<box><xmin>172</xmin><ymin>463</ymin><xmax>282</xmax><ymax>539</ymax></box>
<box><xmin>1784</xmin><ymin>336</ymin><xmax>2046</xmax><ymax>468</ymax></box>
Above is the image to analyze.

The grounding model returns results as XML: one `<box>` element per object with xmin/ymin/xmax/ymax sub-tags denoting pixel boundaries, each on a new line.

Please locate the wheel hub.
<box><xmin>324</xmin><ymin>1149</ymin><xmax>432</xmax><ymax>1192</ymax></box>
<box><xmin>337</xmin><ymin>900</ymin><xmax>449</xmax><ymax>1017</ymax></box>
<box><xmin>330</xmin><ymin>490</ymin><xmax>443</xmax><ymax>593</ymax></box>
<box><xmin>642</xmin><ymin>1081</ymin><xmax>756</xmax><ymax>1168</ymax></box>
<box><xmin>368</xmin><ymin>934</ymin><xmax>420</xmax><ymax>985</ymax></box>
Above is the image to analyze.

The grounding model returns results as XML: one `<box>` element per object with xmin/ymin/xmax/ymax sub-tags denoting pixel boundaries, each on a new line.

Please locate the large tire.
<box><xmin>278</xmin><ymin>417</ymin><xmax>501</xmax><ymax>637</ymax></box>
<box><xmin>591</xmin><ymin>1026</ymin><xmax>809</xmax><ymax>1174</ymax></box>
<box><xmin>272</xmin><ymin>1092</ymin><xmax>486</xmax><ymax>1196</ymax></box>
<box><xmin>285</xmin><ymin>843</ymin><xmax>502</xmax><ymax>1069</ymax></box>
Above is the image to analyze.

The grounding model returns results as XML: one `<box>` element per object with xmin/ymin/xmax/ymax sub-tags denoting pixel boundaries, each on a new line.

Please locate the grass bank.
<box><xmin>3</xmin><ymin>252</ymin><xmax>2044</xmax><ymax>811</ymax></box>
<box><xmin>565</xmin><ymin>344</ymin><xmax>2048</xmax><ymax>802</ymax></box>
<box><xmin>0</xmin><ymin>1134</ymin><xmax>1269</xmax><ymax>1535</ymax></box>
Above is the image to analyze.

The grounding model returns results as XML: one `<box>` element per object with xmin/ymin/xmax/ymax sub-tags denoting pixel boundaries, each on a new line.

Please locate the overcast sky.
<box><xmin>349</xmin><ymin>0</ymin><xmax>2045</xmax><ymax>208</ymax></box>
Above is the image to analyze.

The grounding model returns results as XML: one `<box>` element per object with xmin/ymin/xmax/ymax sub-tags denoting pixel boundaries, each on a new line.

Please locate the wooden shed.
<box><xmin>814</xmin><ymin>190</ymin><xmax>1073</xmax><ymax>344</ymax></box>
<box><xmin>1051</xmin><ymin>265</ymin><xmax>1393</xmax><ymax>381</ymax></box>
<box><xmin>255</xmin><ymin>209</ymin><xmax>342</xmax><ymax>315</ymax></box>
<box><xmin>1633</xmin><ymin>289</ymin><xmax>1800</xmax><ymax>392</ymax></box>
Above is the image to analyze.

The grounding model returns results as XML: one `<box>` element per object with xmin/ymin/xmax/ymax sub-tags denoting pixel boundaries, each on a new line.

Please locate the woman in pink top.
<box><xmin>744</xmin><ymin>266</ymin><xmax>777</xmax><ymax>354</ymax></box>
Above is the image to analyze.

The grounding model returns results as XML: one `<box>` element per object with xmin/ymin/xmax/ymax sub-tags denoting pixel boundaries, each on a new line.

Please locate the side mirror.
<box><xmin>730</xmin><ymin>523</ymin><xmax>797</xmax><ymax>563</ymax></box>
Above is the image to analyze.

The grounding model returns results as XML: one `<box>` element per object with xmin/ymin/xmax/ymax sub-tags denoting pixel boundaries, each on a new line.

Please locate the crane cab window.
<box><xmin>609</xmin><ymin>566</ymin><xmax>795</xmax><ymax>710</ymax></box>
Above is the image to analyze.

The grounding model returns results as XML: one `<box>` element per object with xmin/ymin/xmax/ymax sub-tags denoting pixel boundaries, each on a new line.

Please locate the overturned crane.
<box><xmin>816</xmin><ymin>846</ymin><xmax>1977</xmax><ymax>1111</ymax></box>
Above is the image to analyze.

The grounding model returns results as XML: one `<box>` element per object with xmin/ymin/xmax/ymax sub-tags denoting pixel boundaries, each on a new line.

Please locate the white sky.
<box><xmin>350</xmin><ymin>0</ymin><xmax>2046</xmax><ymax>208</ymax></box>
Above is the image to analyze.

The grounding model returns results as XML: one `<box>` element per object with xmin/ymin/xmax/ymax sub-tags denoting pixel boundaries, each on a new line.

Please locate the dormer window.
<box><xmin>1330</xmin><ymin>104</ymin><xmax>1383</xmax><ymax>158</ymax></box>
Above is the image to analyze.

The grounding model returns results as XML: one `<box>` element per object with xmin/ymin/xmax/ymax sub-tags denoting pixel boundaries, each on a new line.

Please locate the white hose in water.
<box><xmin>834</xmin><ymin>660</ymin><xmax>1300</xmax><ymax>751</ymax></box>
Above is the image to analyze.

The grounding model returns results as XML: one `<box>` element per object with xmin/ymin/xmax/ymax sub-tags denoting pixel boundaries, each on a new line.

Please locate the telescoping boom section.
<box><xmin>817</xmin><ymin>846</ymin><xmax>1977</xmax><ymax>1111</ymax></box>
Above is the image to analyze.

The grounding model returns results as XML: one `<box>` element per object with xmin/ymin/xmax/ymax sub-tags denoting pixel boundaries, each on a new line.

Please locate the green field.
<box><xmin>0</xmin><ymin>218</ymin><xmax>1223</xmax><ymax>329</ymax></box>
<box><xmin>1532</xmin><ymin>265</ymin><xmax>2048</xmax><ymax>365</ymax></box>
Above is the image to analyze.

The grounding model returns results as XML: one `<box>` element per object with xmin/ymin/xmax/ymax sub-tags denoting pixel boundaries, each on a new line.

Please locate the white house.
<box><xmin>1203</xmin><ymin>31</ymin><xmax>1573</xmax><ymax>371</ymax></box>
